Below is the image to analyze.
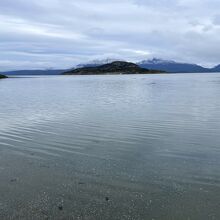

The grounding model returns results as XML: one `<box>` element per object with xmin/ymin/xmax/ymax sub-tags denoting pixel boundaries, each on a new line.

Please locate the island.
<box><xmin>0</xmin><ymin>74</ymin><xmax>7</xmax><ymax>79</ymax></box>
<box><xmin>63</xmin><ymin>61</ymin><xmax>165</xmax><ymax>75</ymax></box>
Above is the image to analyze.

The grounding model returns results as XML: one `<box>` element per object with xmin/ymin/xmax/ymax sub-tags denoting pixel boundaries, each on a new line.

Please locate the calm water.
<box><xmin>0</xmin><ymin>73</ymin><xmax>220</xmax><ymax>220</ymax></box>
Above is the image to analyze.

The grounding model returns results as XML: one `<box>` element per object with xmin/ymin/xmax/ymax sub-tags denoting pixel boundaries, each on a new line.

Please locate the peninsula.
<box><xmin>0</xmin><ymin>74</ymin><xmax>7</xmax><ymax>79</ymax></box>
<box><xmin>63</xmin><ymin>61</ymin><xmax>165</xmax><ymax>75</ymax></box>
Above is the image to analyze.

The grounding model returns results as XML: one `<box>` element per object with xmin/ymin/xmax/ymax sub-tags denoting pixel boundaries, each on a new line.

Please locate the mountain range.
<box><xmin>1</xmin><ymin>69</ymin><xmax>64</xmax><ymax>76</ymax></box>
<box><xmin>2</xmin><ymin>58</ymin><xmax>220</xmax><ymax>75</ymax></box>
<box><xmin>137</xmin><ymin>58</ymin><xmax>220</xmax><ymax>73</ymax></box>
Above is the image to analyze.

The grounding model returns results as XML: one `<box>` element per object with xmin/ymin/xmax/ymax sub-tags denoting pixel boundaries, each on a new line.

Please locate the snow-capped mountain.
<box><xmin>138</xmin><ymin>58</ymin><xmax>176</xmax><ymax>65</ymax></box>
<box><xmin>137</xmin><ymin>58</ymin><xmax>210</xmax><ymax>73</ymax></box>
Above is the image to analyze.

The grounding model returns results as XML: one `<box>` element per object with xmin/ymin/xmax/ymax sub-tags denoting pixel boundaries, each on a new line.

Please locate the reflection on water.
<box><xmin>0</xmin><ymin>74</ymin><xmax>220</xmax><ymax>219</ymax></box>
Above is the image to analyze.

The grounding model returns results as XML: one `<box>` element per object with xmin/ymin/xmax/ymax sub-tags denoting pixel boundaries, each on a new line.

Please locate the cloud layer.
<box><xmin>1</xmin><ymin>0</ymin><xmax>220</xmax><ymax>70</ymax></box>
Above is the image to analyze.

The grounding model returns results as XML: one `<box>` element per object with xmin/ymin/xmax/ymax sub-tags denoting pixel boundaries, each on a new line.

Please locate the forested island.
<box><xmin>63</xmin><ymin>61</ymin><xmax>165</xmax><ymax>75</ymax></box>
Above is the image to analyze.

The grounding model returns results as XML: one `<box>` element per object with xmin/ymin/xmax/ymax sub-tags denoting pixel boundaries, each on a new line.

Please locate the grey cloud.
<box><xmin>0</xmin><ymin>0</ymin><xmax>220</xmax><ymax>70</ymax></box>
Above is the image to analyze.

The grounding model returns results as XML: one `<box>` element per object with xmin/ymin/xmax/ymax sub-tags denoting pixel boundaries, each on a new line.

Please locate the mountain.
<box><xmin>138</xmin><ymin>58</ymin><xmax>210</xmax><ymax>73</ymax></box>
<box><xmin>2</xmin><ymin>69</ymin><xmax>64</xmax><ymax>76</ymax></box>
<box><xmin>63</xmin><ymin>61</ymin><xmax>165</xmax><ymax>75</ymax></box>
<box><xmin>0</xmin><ymin>74</ymin><xmax>7</xmax><ymax>79</ymax></box>
<box><xmin>212</xmin><ymin>64</ymin><xmax>220</xmax><ymax>72</ymax></box>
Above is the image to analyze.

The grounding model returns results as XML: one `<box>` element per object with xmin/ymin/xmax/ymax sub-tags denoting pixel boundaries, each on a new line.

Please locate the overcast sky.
<box><xmin>1</xmin><ymin>0</ymin><xmax>220</xmax><ymax>70</ymax></box>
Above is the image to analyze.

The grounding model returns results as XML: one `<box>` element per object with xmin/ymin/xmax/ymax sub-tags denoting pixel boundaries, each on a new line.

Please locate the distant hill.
<box><xmin>2</xmin><ymin>69</ymin><xmax>64</xmax><ymax>76</ymax></box>
<box><xmin>137</xmin><ymin>58</ymin><xmax>211</xmax><ymax>73</ymax></box>
<box><xmin>63</xmin><ymin>61</ymin><xmax>165</xmax><ymax>75</ymax></box>
<box><xmin>0</xmin><ymin>74</ymin><xmax>7</xmax><ymax>79</ymax></box>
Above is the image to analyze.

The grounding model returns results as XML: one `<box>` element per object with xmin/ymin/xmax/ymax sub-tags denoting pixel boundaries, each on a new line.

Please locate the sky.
<box><xmin>1</xmin><ymin>0</ymin><xmax>220</xmax><ymax>70</ymax></box>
